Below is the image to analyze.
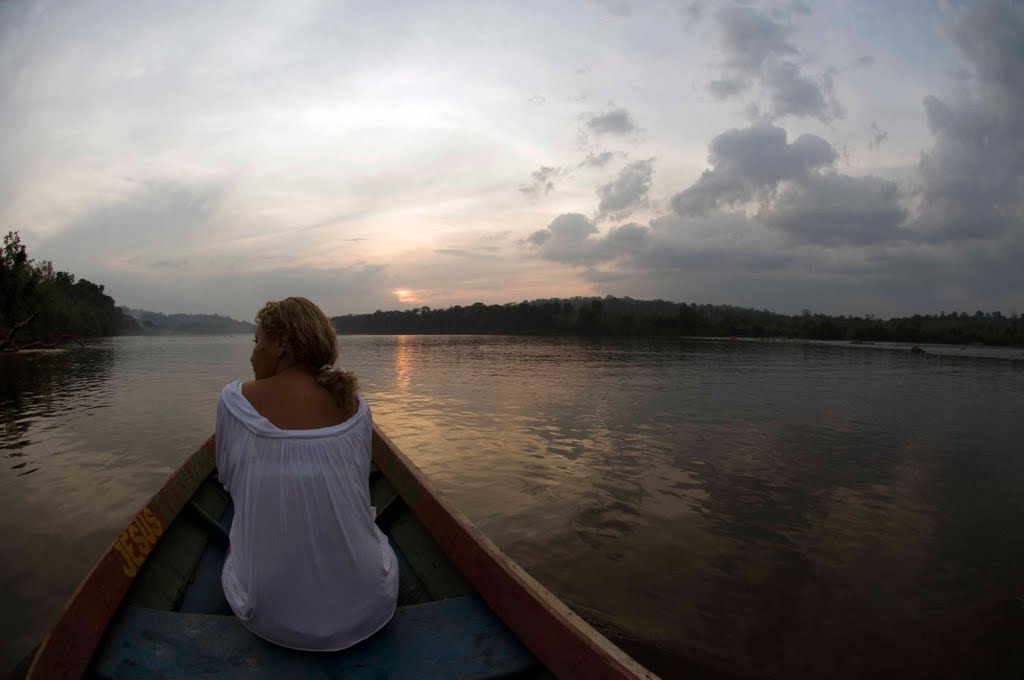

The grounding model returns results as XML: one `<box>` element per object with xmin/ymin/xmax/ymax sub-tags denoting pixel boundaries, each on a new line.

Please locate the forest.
<box><xmin>0</xmin><ymin>231</ymin><xmax>138</xmax><ymax>350</ymax></box>
<box><xmin>333</xmin><ymin>297</ymin><xmax>1024</xmax><ymax>346</ymax></box>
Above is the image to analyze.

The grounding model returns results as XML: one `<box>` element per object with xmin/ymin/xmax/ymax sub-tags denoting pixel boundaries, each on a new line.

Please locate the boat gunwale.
<box><xmin>370</xmin><ymin>424</ymin><xmax>658</xmax><ymax>680</ymax></box>
<box><xmin>25</xmin><ymin>436</ymin><xmax>216</xmax><ymax>679</ymax></box>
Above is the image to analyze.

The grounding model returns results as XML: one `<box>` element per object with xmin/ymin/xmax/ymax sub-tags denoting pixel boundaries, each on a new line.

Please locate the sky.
<box><xmin>1</xmin><ymin>0</ymin><xmax>1022</xmax><ymax>319</ymax></box>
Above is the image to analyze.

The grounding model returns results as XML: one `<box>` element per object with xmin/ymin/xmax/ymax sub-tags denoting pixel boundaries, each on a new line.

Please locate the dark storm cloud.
<box><xmin>908</xmin><ymin>0</ymin><xmax>1024</xmax><ymax>243</ymax></box>
<box><xmin>596</xmin><ymin>159</ymin><xmax>654</xmax><ymax>221</ymax></box>
<box><xmin>671</xmin><ymin>124</ymin><xmax>837</xmax><ymax>216</ymax></box>
<box><xmin>528</xmin><ymin>210</ymin><xmax>805</xmax><ymax>281</ymax></box>
<box><xmin>708</xmin><ymin>3</ymin><xmax>841</xmax><ymax>122</ymax></box>
<box><xmin>618</xmin><ymin>213</ymin><xmax>796</xmax><ymax>274</ymax></box>
<box><xmin>759</xmin><ymin>174</ymin><xmax>907</xmax><ymax>246</ymax></box>
<box><xmin>519</xmin><ymin>165</ymin><xmax>564</xmax><ymax>197</ymax></box>
<box><xmin>585</xmin><ymin>108</ymin><xmax>637</xmax><ymax>136</ymax></box>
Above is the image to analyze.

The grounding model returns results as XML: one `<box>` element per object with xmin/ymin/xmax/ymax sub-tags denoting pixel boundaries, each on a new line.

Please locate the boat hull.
<box><xmin>24</xmin><ymin>427</ymin><xmax>657</xmax><ymax>679</ymax></box>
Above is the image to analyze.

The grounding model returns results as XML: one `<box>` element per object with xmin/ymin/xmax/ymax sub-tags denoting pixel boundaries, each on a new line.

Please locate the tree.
<box><xmin>0</xmin><ymin>232</ymin><xmax>43</xmax><ymax>349</ymax></box>
<box><xmin>1</xmin><ymin>231</ymin><xmax>133</xmax><ymax>350</ymax></box>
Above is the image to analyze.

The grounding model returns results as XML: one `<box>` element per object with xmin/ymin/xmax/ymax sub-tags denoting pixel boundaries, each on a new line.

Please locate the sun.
<box><xmin>392</xmin><ymin>289</ymin><xmax>420</xmax><ymax>304</ymax></box>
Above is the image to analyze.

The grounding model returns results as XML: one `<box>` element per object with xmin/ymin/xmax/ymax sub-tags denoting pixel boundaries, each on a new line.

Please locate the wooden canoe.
<box><xmin>23</xmin><ymin>424</ymin><xmax>659</xmax><ymax>679</ymax></box>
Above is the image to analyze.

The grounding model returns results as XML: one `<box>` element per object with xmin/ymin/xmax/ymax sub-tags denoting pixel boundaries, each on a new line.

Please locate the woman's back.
<box><xmin>216</xmin><ymin>380</ymin><xmax>398</xmax><ymax>651</ymax></box>
<box><xmin>241</xmin><ymin>369</ymin><xmax>357</xmax><ymax>430</ymax></box>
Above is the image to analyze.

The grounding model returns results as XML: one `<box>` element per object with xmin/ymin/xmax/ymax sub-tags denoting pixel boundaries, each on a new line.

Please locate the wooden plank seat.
<box><xmin>92</xmin><ymin>595</ymin><xmax>538</xmax><ymax>679</ymax></box>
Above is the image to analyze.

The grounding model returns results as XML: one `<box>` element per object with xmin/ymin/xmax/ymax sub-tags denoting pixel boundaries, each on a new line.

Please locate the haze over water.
<box><xmin>2</xmin><ymin>335</ymin><xmax>1023</xmax><ymax>677</ymax></box>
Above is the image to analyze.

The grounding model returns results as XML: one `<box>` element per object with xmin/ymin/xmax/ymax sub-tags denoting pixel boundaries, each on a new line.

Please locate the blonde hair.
<box><xmin>255</xmin><ymin>297</ymin><xmax>359</xmax><ymax>411</ymax></box>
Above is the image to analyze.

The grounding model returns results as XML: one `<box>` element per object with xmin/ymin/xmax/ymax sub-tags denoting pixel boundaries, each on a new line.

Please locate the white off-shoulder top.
<box><xmin>215</xmin><ymin>380</ymin><xmax>398</xmax><ymax>651</ymax></box>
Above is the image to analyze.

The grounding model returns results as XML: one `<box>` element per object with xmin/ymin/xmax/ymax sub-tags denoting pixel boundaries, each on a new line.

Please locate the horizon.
<box><xmin>124</xmin><ymin>294</ymin><xmax>1021</xmax><ymax>324</ymax></box>
<box><xmin>3</xmin><ymin>0</ymin><xmax>1022</xmax><ymax>320</ymax></box>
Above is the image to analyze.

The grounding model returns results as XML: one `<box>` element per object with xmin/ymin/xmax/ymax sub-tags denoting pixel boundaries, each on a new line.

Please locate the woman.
<box><xmin>215</xmin><ymin>297</ymin><xmax>398</xmax><ymax>651</ymax></box>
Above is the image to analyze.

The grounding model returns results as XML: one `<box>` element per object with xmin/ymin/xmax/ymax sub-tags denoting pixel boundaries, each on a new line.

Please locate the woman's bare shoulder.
<box><xmin>240</xmin><ymin>379</ymin><xmax>266</xmax><ymax>407</ymax></box>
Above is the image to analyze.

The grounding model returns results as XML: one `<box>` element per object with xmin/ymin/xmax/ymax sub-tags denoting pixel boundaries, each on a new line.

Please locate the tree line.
<box><xmin>333</xmin><ymin>297</ymin><xmax>1024</xmax><ymax>346</ymax></box>
<box><xmin>1</xmin><ymin>231</ymin><xmax>138</xmax><ymax>350</ymax></box>
<box><xmin>4</xmin><ymin>230</ymin><xmax>1021</xmax><ymax>348</ymax></box>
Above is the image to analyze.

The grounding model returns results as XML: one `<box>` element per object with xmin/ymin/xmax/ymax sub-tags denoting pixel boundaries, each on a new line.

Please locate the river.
<box><xmin>1</xmin><ymin>335</ymin><xmax>1022</xmax><ymax>678</ymax></box>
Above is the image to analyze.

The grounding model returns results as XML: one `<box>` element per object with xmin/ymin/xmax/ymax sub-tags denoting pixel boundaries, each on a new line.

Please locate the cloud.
<box><xmin>585</xmin><ymin>108</ymin><xmax>637</xmax><ymax>136</ymax></box>
<box><xmin>589</xmin><ymin>0</ymin><xmax>632</xmax><ymax>17</ymax></box>
<box><xmin>433</xmin><ymin>247</ymin><xmax>498</xmax><ymax>259</ymax></box>
<box><xmin>868</xmin><ymin>121</ymin><xmax>888</xmax><ymax>149</ymax></box>
<box><xmin>40</xmin><ymin>180</ymin><xmax>224</xmax><ymax>268</ymax></box>
<box><xmin>761</xmin><ymin>59</ymin><xmax>830</xmax><ymax>120</ymax></box>
<box><xmin>97</xmin><ymin>256</ymin><xmax>394</xmax><ymax>320</ymax></box>
<box><xmin>579</xmin><ymin>151</ymin><xmax>624</xmax><ymax>168</ymax></box>
<box><xmin>525</xmin><ymin>210</ymin><xmax>809</xmax><ymax>292</ymax></box>
<box><xmin>707</xmin><ymin>76</ymin><xmax>749</xmax><ymax>98</ymax></box>
<box><xmin>908</xmin><ymin>0</ymin><xmax>1024</xmax><ymax>243</ymax></box>
<box><xmin>149</xmin><ymin>257</ymin><xmax>190</xmax><ymax>270</ymax></box>
<box><xmin>521</xmin><ymin>196</ymin><xmax>1022</xmax><ymax>317</ymax></box>
<box><xmin>707</xmin><ymin>4</ymin><xmax>841</xmax><ymax>122</ymax></box>
<box><xmin>671</xmin><ymin>124</ymin><xmax>837</xmax><ymax>216</ymax></box>
<box><xmin>527</xmin><ymin>213</ymin><xmax>599</xmax><ymax>265</ymax></box>
<box><xmin>668</xmin><ymin>122</ymin><xmax>907</xmax><ymax>246</ymax></box>
<box><xmin>784</xmin><ymin>1</ymin><xmax>812</xmax><ymax>16</ymax></box>
<box><xmin>596</xmin><ymin>159</ymin><xmax>654</xmax><ymax>221</ymax></box>
<box><xmin>527</xmin><ymin>213</ymin><xmax>652</xmax><ymax>267</ymax></box>
<box><xmin>680</xmin><ymin>1</ymin><xmax>705</xmax><ymax>25</ymax></box>
<box><xmin>715</xmin><ymin>3</ymin><xmax>797</xmax><ymax>73</ymax></box>
<box><xmin>519</xmin><ymin>166</ymin><xmax>564</xmax><ymax>197</ymax></box>
<box><xmin>601</xmin><ymin>222</ymin><xmax>651</xmax><ymax>256</ymax></box>
<box><xmin>759</xmin><ymin>173</ymin><xmax>908</xmax><ymax>246</ymax></box>
<box><xmin>527</xmin><ymin>214</ymin><xmax>594</xmax><ymax>246</ymax></box>
<box><xmin>639</xmin><ymin>211</ymin><xmax>799</xmax><ymax>273</ymax></box>
<box><xmin>7</xmin><ymin>0</ymin><xmax>1022</xmax><ymax>319</ymax></box>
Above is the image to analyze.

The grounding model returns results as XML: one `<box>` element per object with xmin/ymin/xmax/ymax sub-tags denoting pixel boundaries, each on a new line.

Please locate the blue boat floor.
<box><xmin>95</xmin><ymin>595</ymin><xmax>535</xmax><ymax>679</ymax></box>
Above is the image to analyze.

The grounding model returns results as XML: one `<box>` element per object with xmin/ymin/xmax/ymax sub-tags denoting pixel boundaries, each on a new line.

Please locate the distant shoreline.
<box><xmin>330</xmin><ymin>297</ymin><xmax>1024</xmax><ymax>348</ymax></box>
<box><xmin>332</xmin><ymin>329</ymin><xmax>1024</xmax><ymax>350</ymax></box>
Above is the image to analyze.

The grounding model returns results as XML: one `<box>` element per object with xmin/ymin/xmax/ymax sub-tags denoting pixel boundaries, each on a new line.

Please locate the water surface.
<box><xmin>2</xmin><ymin>335</ymin><xmax>1022</xmax><ymax>678</ymax></box>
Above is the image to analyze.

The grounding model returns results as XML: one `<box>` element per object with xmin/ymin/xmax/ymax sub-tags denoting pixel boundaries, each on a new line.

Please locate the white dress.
<box><xmin>215</xmin><ymin>380</ymin><xmax>398</xmax><ymax>651</ymax></box>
